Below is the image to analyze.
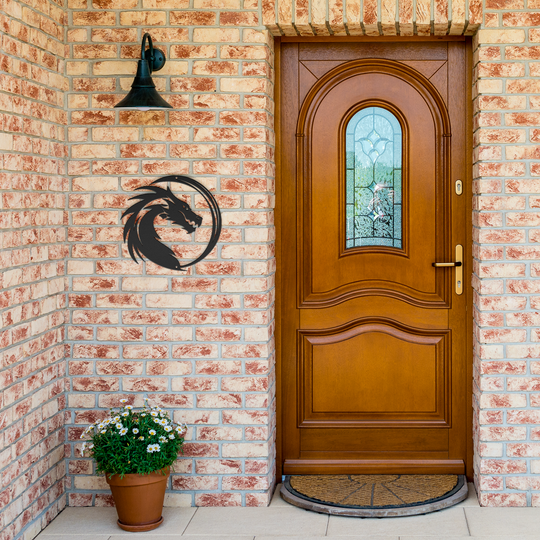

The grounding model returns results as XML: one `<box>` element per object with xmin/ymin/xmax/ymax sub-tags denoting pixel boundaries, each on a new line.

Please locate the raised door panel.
<box><xmin>298</xmin><ymin>61</ymin><xmax>451</xmax><ymax>309</ymax></box>
<box><xmin>299</xmin><ymin>322</ymin><xmax>450</xmax><ymax>427</ymax></box>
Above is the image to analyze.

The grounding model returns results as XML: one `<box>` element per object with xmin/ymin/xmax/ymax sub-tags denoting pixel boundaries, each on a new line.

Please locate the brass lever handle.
<box><xmin>431</xmin><ymin>245</ymin><xmax>463</xmax><ymax>295</ymax></box>
<box><xmin>432</xmin><ymin>261</ymin><xmax>462</xmax><ymax>267</ymax></box>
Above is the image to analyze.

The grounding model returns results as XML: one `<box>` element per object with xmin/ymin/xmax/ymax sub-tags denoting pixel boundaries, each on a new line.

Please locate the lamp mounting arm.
<box><xmin>141</xmin><ymin>32</ymin><xmax>166</xmax><ymax>74</ymax></box>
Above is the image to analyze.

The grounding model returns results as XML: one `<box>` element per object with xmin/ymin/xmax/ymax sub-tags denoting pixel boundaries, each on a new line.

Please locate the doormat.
<box><xmin>281</xmin><ymin>474</ymin><xmax>468</xmax><ymax>517</ymax></box>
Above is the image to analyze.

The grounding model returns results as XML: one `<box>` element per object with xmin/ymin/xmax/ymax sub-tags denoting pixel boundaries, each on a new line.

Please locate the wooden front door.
<box><xmin>279</xmin><ymin>40</ymin><xmax>471</xmax><ymax>476</ymax></box>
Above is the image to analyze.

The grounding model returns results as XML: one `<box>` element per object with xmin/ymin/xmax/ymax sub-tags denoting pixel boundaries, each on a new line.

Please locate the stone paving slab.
<box><xmin>255</xmin><ymin>537</ymin><xmax>399</xmax><ymax>540</ymax></box>
<box><xmin>465</xmin><ymin>507</ymin><xmax>540</xmax><ymax>537</ymax></box>
<box><xmin>184</xmin><ymin>507</ymin><xmax>329</xmax><ymax>536</ymax></box>
<box><xmin>37</xmin><ymin>536</ymin><xmax>110</xmax><ymax>540</ymax></box>
<box><xmin>455</xmin><ymin>484</ymin><xmax>480</xmax><ymax>507</ymax></box>
<box><xmin>109</xmin><ymin>537</ymin><xmax>253</xmax><ymax>540</ymax></box>
<box><xmin>37</xmin><ymin>507</ymin><xmax>196</xmax><ymax>536</ymax></box>
<box><xmin>35</xmin><ymin>484</ymin><xmax>540</xmax><ymax>539</ymax></box>
<box><xmin>401</xmin><ymin>537</ymin><xmax>540</xmax><ymax>540</ymax></box>
<box><xmin>327</xmin><ymin>507</ymin><xmax>469</xmax><ymax>536</ymax></box>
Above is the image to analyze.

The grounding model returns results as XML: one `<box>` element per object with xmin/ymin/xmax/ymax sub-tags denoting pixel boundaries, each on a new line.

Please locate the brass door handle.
<box><xmin>432</xmin><ymin>261</ymin><xmax>462</xmax><ymax>267</ymax></box>
<box><xmin>432</xmin><ymin>245</ymin><xmax>463</xmax><ymax>295</ymax></box>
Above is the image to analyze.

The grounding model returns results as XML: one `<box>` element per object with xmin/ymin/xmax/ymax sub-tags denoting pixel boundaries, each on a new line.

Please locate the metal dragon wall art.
<box><xmin>122</xmin><ymin>175</ymin><xmax>222</xmax><ymax>271</ymax></box>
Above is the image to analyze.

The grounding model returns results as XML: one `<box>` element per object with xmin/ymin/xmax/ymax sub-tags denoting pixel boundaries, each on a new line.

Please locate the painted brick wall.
<box><xmin>473</xmin><ymin>8</ymin><xmax>540</xmax><ymax>507</ymax></box>
<box><xmin>0</xmin><ymin>0</ymin><xmax>68</xmax><ymax>539</ymax></box>
<box><xmin>3</xmin><ymin>0</ymin><xmax>540</xmax><ymax>517</ymax></box>
<box><xmin>64</xmin><ymin>1</ymin><xmax>276</xmax><ymax>507</ymax></box>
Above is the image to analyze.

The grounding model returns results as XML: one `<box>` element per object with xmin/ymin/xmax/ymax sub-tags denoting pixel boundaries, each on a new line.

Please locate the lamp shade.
<box><xmin>115</xmin><ymin>33</ymin><xmax>172</xmax><ymax>111</ymax></box>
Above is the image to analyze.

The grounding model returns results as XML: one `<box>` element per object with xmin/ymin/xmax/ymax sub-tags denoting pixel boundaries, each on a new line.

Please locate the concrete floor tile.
<box><xmin>37</xmin><ymin>508</ymin><xmax>119</xmax><ymax>535</ymax></box>
<box><xmin>328</xmin><ymin>507</ymin><xmax>469</xmax><ymax>536</ymax></box>
<box><xmin>402</xmin><ymin>537</ymin><xmax>540</xmax><ymax>540</ymax></box>
<box><xmin>110</xmin><ymin>537</ymin><xmax>252</xmax><ymax>540</ymax></box>
<box><xmin>270</xmin><ymin>484</ymin><xmax>289</xmax><ymax>507</ymax></box>
<box><xmin>256</xmin><ymin>537</ymin><xmax>399</xmax><ymax>540</ymax></box>
<box><xmin>39</xmin><ymin>507</ymin><xmax>196</xmax><ymax>536</ymax></box>
<box><xmin>465</xmin><ymin>507</ymin><xmax>540</xmax><ymax>537</ymax></box>
<box><xmin>399</xmin><ymin>537</ymin><xmax>471</xmax><ymax>540</ymax></box>
<box><xmin>37</xmin><ymin>536</ymin><xmax>110</xmax><ymax>540</ymax></box>
<box><xmin>455</xmin><ymin>483</ymin><xmax>479</xmax><ymax>508</ymax></box>
<box><xmin>184</xmin><ymin>507</ymin><xmax>328</xmax><ymax>536</ymax></box>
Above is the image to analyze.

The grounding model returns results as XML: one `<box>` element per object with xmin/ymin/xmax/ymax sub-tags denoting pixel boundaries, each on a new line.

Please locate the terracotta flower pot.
<box><xmin>105</xmin><ymin>468</ymin><xmax>170</xmax><ymax>532</ymax></box>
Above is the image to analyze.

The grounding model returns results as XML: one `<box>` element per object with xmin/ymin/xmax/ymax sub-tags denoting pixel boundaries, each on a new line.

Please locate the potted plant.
<box><xmin>80</xmin><ymin>398</ymin><xmax>187</xmax><ymax>532</ymax></box>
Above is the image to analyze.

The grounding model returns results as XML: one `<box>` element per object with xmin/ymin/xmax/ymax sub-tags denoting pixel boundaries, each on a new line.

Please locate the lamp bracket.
<box><xmin>141</xmin><ymin>33</ymin><xmax>166</xmax><ymax>73</ymax></box>
<box><xmin>143</xmin><ymin>47</ymin><xmax>166</xmax><ymax>73</ymax></box>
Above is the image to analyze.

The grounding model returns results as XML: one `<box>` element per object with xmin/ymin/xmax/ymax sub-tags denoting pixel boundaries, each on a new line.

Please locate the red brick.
<box><xmin>195</xmin><ymin>459</ymin><xmax>242</xmax><ymax>474</ymax></box>
<box><xmin>480</xmin><ymin>459</ymin><xmax>527</xmax><ymax>474</ymax></box>
<box><xmin>195</xmin><ymin>493</ymin><xmax>242</xmax><ymax>506</ymax></box>
<box><xmin>72</xmin><ymin>378</ymin><xmax>119</xmax><ymax>392</ymax></box>
<box><xmin>503</xmin><ymin>12</ymin><xmax>540</xmax><ymax>25</ymax></box>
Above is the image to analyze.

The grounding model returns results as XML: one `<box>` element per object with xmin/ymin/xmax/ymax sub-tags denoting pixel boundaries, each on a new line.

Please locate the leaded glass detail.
<box><xmin>345</xmin><ymin>107</ymin><xmax>402</xmax><ymax>249</ymax></box>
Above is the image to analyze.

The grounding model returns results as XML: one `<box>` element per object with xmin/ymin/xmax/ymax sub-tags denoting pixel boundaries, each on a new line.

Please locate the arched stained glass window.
<box><xmin>345</xmin><ymin>106</ymin><xmax>402</xmax><ymax>249</ymax></box>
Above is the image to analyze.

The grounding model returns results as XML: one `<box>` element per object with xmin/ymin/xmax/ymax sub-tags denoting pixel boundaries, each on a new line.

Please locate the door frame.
<box><xmin>275</xmin><ymin>36</ymin><xmax>474</xmax><ymax>480</ymax></box>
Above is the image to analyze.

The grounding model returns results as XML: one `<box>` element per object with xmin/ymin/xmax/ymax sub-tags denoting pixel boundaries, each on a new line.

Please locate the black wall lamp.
<box><xmin>115</xmin><ymin>33</ymin><xmax>172</xmax><ymax>110</ymax></box>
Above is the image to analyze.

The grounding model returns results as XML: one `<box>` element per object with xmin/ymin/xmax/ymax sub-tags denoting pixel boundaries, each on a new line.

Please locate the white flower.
<box><xmin>160</xmin><ymin>419</ymin><xmax>168</xmax><ymax>426</ymax></box>
<box><xmin>100</xmin><ymin>430</ymin><xmax>106</xmax><ymax>434</ymax></box>
<box><xmin>125</xmin><ymin>405</ymin><xmax>133</xmax><ymax>410</ymax></box>
<box><xmin>132</xmin><ymin>428</ymin><xmax>139</xmax><ymax>434</ymax></box>
<box><xmin>121</xmin><ymin>412</ymin><xmax>129</xmax><ymax>417</ymax></box>
<box><xmin>114</xmin><ymin>416</ymin><xmax>120</xmax><ymax>422</ymax></box>
<box><xmin>120</xmin><ymin>428</ymin><xmax>128</xmax><ymax>436</ymax></box>
<box><xmin>151</xmin><ymin>411</ymin><xmax>158</xmax><ymax>417</ymax></box>
<box><xmin>149</xmin><ymin>429</ymin><xmax>156</xmax><ymax>436</ymax></box>
<box><xmin>138</xmin><ymin>436</ymin><xmax>145</xmax><ymax>441</ymax></box>
<box><xmin>116</xmin><ymin>423</ymin><xmax>123</xmax><ymax>430</ymax></box>
<box><xmin>81</xmin><ymin>442</ymin><xmax>87</xmax><ymax>452</ymax></box>
<box><xmin>146</xmin><ymin>444</ymin><xmax>160</xmax><ymax>453</ymax></box>
<box><xmin>169</xmin><ymin>434</ymin><xmax>175</xmax><ymax>440</ymax></box>
<box><xmin>120</xmin><ymin>399</ymin><xmax>127</xmax><ymax>403</ymax></box>
<box><xmin>164</xmin><ymin>426</ymin><xmax>172</xmax><ymax>432</ymax></box>
<box><xmin>159</xmin><ymin>436</ymin><xmax>167</xmax><ymax>443</ymax></box>
<box><xmin>104</xmin><ymin>419</ymin><xmax>111</xmax><ymax>425</ymax></box>
<box><xmin>141</xmin><ymin>413</ymin><xmax>147</xmax><ymax>417</ymax></box>
<box><xmin>88</xmin><ymin>443</ymin><xmax>94</xmax><ymax>449</ymax></box>
<box><xmin>80</xmin><ymin>433</ymin><xmax>85</xmax><ymax>440</ymax></box>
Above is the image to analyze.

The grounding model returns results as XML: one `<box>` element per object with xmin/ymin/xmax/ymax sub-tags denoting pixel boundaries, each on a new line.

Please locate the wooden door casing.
<box><xmin>278</xmin><ymin>40</ymin><xmax>472</xmax><ymax>477</ymax></box>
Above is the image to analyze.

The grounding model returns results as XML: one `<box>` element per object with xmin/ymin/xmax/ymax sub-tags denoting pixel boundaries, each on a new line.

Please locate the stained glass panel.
<box><xmin>345</xmin><ymin>107</ymin><xmax>402</xmax><ymax>249</ymax></box>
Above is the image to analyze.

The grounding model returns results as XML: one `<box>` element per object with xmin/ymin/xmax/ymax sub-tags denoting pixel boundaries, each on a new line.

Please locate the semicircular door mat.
<box><xmin>281</xmin><ymin>474</ymin><xmax>468</xmax><ymax>517</ymax></box>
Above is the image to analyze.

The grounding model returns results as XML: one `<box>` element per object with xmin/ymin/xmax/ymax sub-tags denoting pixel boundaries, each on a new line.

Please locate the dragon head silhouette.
<box><xmin>122</xmin><ymin>183</ymin><xmax>203</xmax><ymax>271</ymax></box>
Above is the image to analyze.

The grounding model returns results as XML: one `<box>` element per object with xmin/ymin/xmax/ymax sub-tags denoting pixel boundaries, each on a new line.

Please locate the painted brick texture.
<box><xmin>0</xmin><ymin>0</ymin><xmax>68</xmax><ymax>538</ymax></box>
<box><xmin>473</xmin><ymin>11</ymin><xmax>540</xmax><ymax>507</ymax></box>
<box><xmin>65</xmin><ymin>1</ymin><xmax>276</xmax><ymax>508</ymax></box>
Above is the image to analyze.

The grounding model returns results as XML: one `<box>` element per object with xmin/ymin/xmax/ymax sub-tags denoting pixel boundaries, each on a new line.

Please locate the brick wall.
<box><xmin>0</xmin><ymin>0</ymin><xmax>68</xmax><ymax>539</ymax></box>
<box><xmin>473</xmin><ymin>10</ymin><xmax>540</xmax><ymax>507</ymax></box>
<box><xmin>64</xmin><ymin>1</ymin><xmax>276</xmax><ymax>508</ymax></box>
<box><xmin>4</xmin><ymin>0</ymin><xmax>540</xmax><ymax>519</ymax></box>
